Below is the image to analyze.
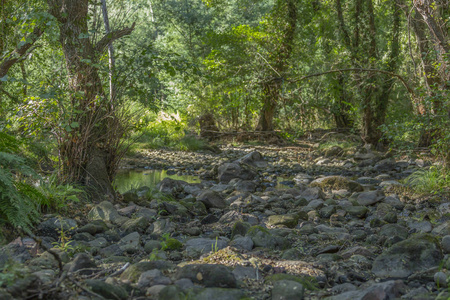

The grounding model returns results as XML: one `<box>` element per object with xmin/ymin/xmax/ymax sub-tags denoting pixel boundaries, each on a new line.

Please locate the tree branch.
<box><xmin>0</xmin><ymin>26</ymin><xmax>45</xmax><ymax>79</ymax></box>
<box><xmin>288</xmin><ymin>68</ymin><xmax>415</xmax><ymax>96</ymax></box>
<box><xmin>95</xmin><ymin>22</ymin><xmax>135</xmax><ymax>53</ymax></box>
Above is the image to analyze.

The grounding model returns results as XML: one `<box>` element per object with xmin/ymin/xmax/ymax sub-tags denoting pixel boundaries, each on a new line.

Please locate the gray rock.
<box><xmin>85</xmin><ymin>279</ymin><xmax>128</xmax><ymax>300</ymax></box>
<box><xmin>372</xmin><ymin>233</ymin><xmax>442</xmax><ymax>278</ymax></box>
<box><xmin>300</xmin><ymin>187</ymin><xmax>325</xmax><ymax>201</ymax></box>
<box><xmin>157</xmin><ymin>178</ymin><xmax>186</xmax><ymax>195</ymax></box>
<box><xmin>235</xmin><ymin>151</ymin><xmax>267</xmax><ymax>168</ymax></box>
<box><xmin>434</xmin><ymin>271</ymin><xmax>448</xmax><ymax>288</ymax></box>
<box><xmin>175</xmin><ymin>264</ymin><xmax>237</xmax><ymax>288</ymax></box>
<box><xmin>246</xmin><ymin>226</ymin><xmax>289</xmax><ymax>250</ymax></box>
<box><xmin>120</xmin><ymin>261</ymin><xmax>175</xmax><ymax>282</ymax></box>
<box><xmin>267</xmin><ymin>214</ymin><xmax>299</xmax><ymax>228</ymax></box>
<box><xmin>232</xmin><ymin>265</ymin><xmax>259</xmax><ymax>280</ymax></box>
<box><xmin>137</xmin><ymin>269</ymin><xmax>171</xmax><ymax>288</ymax></box>
<box><xmin>152</xmin><ymin>219</ymin><xmax>175</xmax><ymax>236</ymax></box>
<box><xmin>118</xmin><ymin>232</ymin><xmax>141</xmax><ymax>253</ymax></box>
<box><xmin>230</xmin><ymin>236</ymin><xmax>254</xmax><ymax>251</ymax></box>
<box><xmin>356</xmin><ymin>190</ymin><xmax>384</xmax><ymax>206</ymax></box>
<box><xmin>185</xmin><ymin>238</ymin><xmax>227</xmax><ymax>255</ymax></box>
<box><xmin>120</xmin><ymin>217</ymin><xmax>149</xmax><ymax>234</ymax></box>
<box><xmin>432</xmin><ymin>220</ymin><xmax>450</xmax><ymax>236</ymax></box>
<box><xmin>69</xmin><ymin>253</ymin><xmax>97</xmax><ymax>275</ymax></box>
<box><xmin>325</xmin><ymin>280</ymin><xmax>406</xmax><ymax>300</ymax></box>
<box><xmin>196</xmin><ymin>190</ymin><xmax>227</xmax><ymax>209</ymax></box>
<box><xmin>189</xmin><ymin>288</ymin><xmax>245</xmax><ymax>300</ymax></box>
<box><xmin>88</xmin><ymin>237</ymin><xmax>108</xmax><ymax>248</ymax></box>
<box><xmin>158</xmin><ymin>285</ymin><xmax>186</xmax><ymax>300</ymax></box>
<box><xmin>88</xmin><ymin>201</ymin><xmax>128</xmax><ymax>225</ymax></box>
<box><xmin>218</xmin><ymin>163</ymin><xmax>256</xmax><ymax>183</ymax></box>
<box><xmin>271</xmin><ymin>280</ymin><xmax>304</xmax><ymax>300</ymax></box>
<box><xmin>379</xmin><ymin>224</ymin><xmax>409</xmax><ymax>239</ymax></box>
<box><xmin>37</xmin><ymin>217</ymin><xmax>78</xmax><ymax>239</ymax></box>
<box><xmin>442</xmin><ymin>235</ymin><xmax>450</xmax><ymax>254</ymax></box>
<box><xmin>310</xmin><ymin>176</ymin><xmax>363</xmax><ymax>192</ymax></box>
<box><xmin>77</xmin><ymin>221</ymin><xmax>107</xmax><ymax>235</ymax></box>
<box><xmin>294</xmin><ymin>173</ymin><xmax>314</xmax><ymax>185</ymax></box>
<box><xmin>408</xmin><ymin>220</ymin><xmax>432</xmax><ymax>233</ymax></box>
<box><xmin>343</xmin><ymin>206</ymin><xmax>368</xmax><ymax>218</ymax></box>
<box><xmin>144</xmin><ymin>240</ymin><xmax>162</xmax><ymax>253</ymax></box>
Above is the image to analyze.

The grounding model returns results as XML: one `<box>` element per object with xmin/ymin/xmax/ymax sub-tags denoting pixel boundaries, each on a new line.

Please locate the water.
<box><xmin>114</xmin><ymin>169</ymin><xmax>201</xmax><ymax>193</ymax></box>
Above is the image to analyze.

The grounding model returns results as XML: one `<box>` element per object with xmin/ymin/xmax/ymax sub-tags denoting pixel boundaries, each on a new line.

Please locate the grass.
<box><xmin>318</xmin><ymin>140</ymin><xmax>358</xmax><ymax>151</ymax></box>
<box><xmin>405</xmin><ymin>166</ymin><xmax>450</xmax><ymax>195</ymax></box>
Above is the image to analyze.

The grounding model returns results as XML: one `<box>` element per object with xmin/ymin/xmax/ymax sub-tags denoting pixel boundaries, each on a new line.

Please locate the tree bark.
<box><xmin>48</xmin><ymin>0</ymin><xmax>134</xmax><ymax>197</ymax></box>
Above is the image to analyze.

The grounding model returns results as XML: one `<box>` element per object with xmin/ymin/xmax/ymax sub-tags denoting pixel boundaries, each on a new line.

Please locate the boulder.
<box><xmin>175</xmin><ymin>264</ymin><xmax>237</xmax><ymax>288</ymax></box>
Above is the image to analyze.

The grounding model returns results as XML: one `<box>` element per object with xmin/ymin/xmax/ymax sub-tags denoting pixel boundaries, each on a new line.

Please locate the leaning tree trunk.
<box><xmin>48</xmin><ymin>0</ymin><xmax>133</xmax><ymax>197</ymax></box>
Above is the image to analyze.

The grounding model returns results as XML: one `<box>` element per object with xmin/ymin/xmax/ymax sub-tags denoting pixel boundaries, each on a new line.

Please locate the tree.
<box><xmin>47</xmin><ymin>0</ymin><xmax>134</xmax><ymax>196</ymax></box>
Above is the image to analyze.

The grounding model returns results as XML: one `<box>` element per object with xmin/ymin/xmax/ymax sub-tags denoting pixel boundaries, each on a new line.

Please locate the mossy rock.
<box><xmin>265</xmin><ymin>273</ymin><xmax>319</xmax><ymax>291</ymax></box>
<box><xmin>310</xmin><ymin>176</ymin><xmax>363</xmax><ymax>192</ymax></box>
<box><xmin>246</xmin><ymin>226</ymin><xmax>288</xmax><ymax>250</ymax></box>
<box><xmin>267</xmin><ymin>214</ymin><xmax>299</xmax><ymax>228</ymax></box>
<box><xmin>120</xmin><ymin>261</ymin><xmax>175</xmax><ymax>282</ymax></box>
<box><xmin>231</xmin><ymin>221</ymin><xmax>251</xmax><ymax>238</ymax></box>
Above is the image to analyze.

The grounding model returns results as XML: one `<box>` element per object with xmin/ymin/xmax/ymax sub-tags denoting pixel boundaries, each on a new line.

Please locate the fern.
<box><xmin>0</xmin><ymin>133</ymin><xmax>42</xmax><ymax>230</ymax></box>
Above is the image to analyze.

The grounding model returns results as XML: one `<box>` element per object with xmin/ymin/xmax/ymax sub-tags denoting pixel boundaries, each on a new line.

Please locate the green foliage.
<box><xmin>37</xmin><ymin>173</ymin><xmax>84</xmax><ymax>212</ymax></box>
<box><xmin>160</xmin><ymin>233</ymin><xmax>183</xmax><ymax>251</ymax></box>
<box><xmin>0</xmin><ymin>260</ymin><xmax>29</xmax><ymax>287</ymax></box>
<box><xmin>0</xmin><ymin>132</ymin><xmax>42</xmax><ymax>229</ymax></box>
<box><xmin>52</xmin><ymin>219</ymin><xmax>75</xmax><ymax>253</ymax></box>
<box><xmin>406</xmin><ymin>166</ymin><xmax>450</xmax><ymax>195</ymax></box>
<box><xmin>129</xmin><ymin>110</ymin><xmax>208</xmax><ymax>152</ymax></box>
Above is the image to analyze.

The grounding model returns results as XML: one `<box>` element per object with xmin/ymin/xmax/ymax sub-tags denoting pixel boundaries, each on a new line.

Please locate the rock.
<box><xmin>122</xmin><ymin>190</ymin><xmax>139</xmax><ymax>203</ymax></box>
<box><xmin>88</xmin><ymin>201</ymin><xmax>127</xmax><ymax>225</ymax></box>
<box><xmin>196</xmin><ymin>190</ymin><xmax>227</xmax><ymax>209</ymax></box>
<box><xmin>118</xmin><ymin>232</ymin><xmax>142</xmax><ymax>253</ymax></box>
<box><xmin>246</xmin><ymin>226</ymin><xmax>289</xmax><ymax>250</ymax></box>
<box><xmin>144</xmin><ymin>240</ymin><xmax>162</xmax><ymax>254</ymax></box>
<box><xmin>85</xmin><ymin>279</ymin><xmax>128</xmax><ymax>300</ymax></box>
<box><xmin>120</xmin><ymin>217</ymin><xmax>149</xmax><ymax>234</ymax></box>
<box><xmin>379</xmin><ymin>224</ymin><xmax>409</xmax><ymax>239</ymax></box>
<box><xmin>432</xmin><ymin>221</ymin><xmax>450</xmax><ymax>236</ymax></box>
<box><xmin>356</xmin><ymin>190</ymin><xmax>384</xmax><ymax>206</ymax></box>
<box><xmin>230</xmin><ymin>236</ymin><xmax>254</xmax><ymax>251</ymax></box>
<box><xmin>77</xmin><ymin>220</ymin><xmax>108</xmax><ymax>235</ymax></box>
<box><xmin>294</xmin><ymin>173</ymin><xmax>314</xmax><ymax>185</ymax></box>
<box><xmin>310</xmin><ymin>176</ymin><xmax>363</xmax><ymax>192</ymax></box>
<box><xmin>343</xmin><ymin>206</ymin><xmax>368</xmax><ymax>218</ymax></box>
<box><xmin>158</xmin><ymin>285</ymin><xmax>186</xmax><ymax>300</ymax></box>
<box><xmin>232</xmin><ymin>266</ymin><xmax>259</xmax><ymax>280</ymax></box>
<box><xmin>271</xmin><ymin>280</ymin><xmax>304</xmax><ymax>300</ymax></box>
<box><xmin>325</xmin><ymin>280</ymin><xmax>406</xmax><ymax>300</ymax></box>
<box><xmin>300</xmin><ymin>187</ymin><xmax>325</xmax><ymax>201</ymax></box>
<box><xmin>185</xmin><ymin>238</ymin><xmax>227</xmax><ymax>255</ymax></box>
<box><xmin>434</xmin><ymin>271</ymin><xmax>448</xmax><ymax>288</ymax></box>
<box><xmin>372</xmin><ymin>233</ymin><xmax>442</xmax><ymax>278</ymax></box>
<box><xmin>189</xmin><ymin>288</ymin><xmax>245</xmax><ymax>300</ymax></box>
<box><xmin>157</xmin><ymin>178</ymin><xmax>186</xmax><ymax>195</ymax></box>
<box><xmin>442</xmin><ymin>235</ymin><xmax>450</xmax><ymax>254</ymax></box>
<box><xmin>408</xmin><ymin>220</ymin><xmax>432</xmax><ymax>233</ymax></box>
<box><xmin>28</xmin><ymin>251</ymin><xmax>59</xmax><ymax>270</ymax></box>
<box><xmin>120</xmin><ymin>261</ymin><xmax>175</xmax><ymax>283</ymax></box>
<box><xmin>218</xmin><ymin>163</ymin><xmax>256</xmax><ymax>183</ymax></box>
<box><xmin>137</xmin><ymin>269</ymin><xmax>171</xmax><ymax>288</ymax></box>
<box><xmin>374</xmin><ymin>158</ymin><xmax>397</xmax><ymax>172</ymax></box>
<box><xmin>267</xmin><ymin>214</ymin><xmax>299</xmax><ymax>228</ymax></box>
<box><xmin>175</xmin><ymin>264</ymin><xmax>237</xmax><ymax>288</ymax></box>
<box><xmin>324</xmin><ymin>146</ymin><xmax>343</xmax><ymax>157</ymax></box>
<box><xmin>68</xmin><ymin>253</ymin><xmax>97</xmax><ymax>276</ymax></box>
<box><xmin>37</xmin><ymin>217</ymin><xmax>78</xmax><ymax>239</ymax></box>
<box><xmin>152</xmin><ymin>219</ymin><xmax>175</xmax><ymax>236</ymax></box>
<box><xmin>146</xmin><ymin>285</ymin><xmax>167</xmax><ymax>297</ymax></box>
<box><xmin>235</xmin><ymin>151</ymin><xmax>267</xmax><ymax>168</ymax></box>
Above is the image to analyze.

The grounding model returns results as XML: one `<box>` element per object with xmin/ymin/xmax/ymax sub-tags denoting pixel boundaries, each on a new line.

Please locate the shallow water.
<box><xmin>114</xmin><ymin>169</ymin><xmax>201</xmax><ymax>193</ymax></box>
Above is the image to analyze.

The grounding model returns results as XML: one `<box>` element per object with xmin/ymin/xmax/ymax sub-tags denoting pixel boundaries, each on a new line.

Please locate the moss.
<box><xmin>247</xmin><ymin>225</ymin><xmax>270</xmax><ymax>235</ymax></box>
<box><xmin>164</xmin><ymin>238</ymin><xmax>183</xmax><ymax>251</ymax></box>
<box><xmin>265</xmin><ymin>274</ymin><xmax>319</xmax><ymax>291</ymax></box>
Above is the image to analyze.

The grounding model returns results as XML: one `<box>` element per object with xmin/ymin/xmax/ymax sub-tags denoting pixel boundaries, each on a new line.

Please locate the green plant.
<box><xmin>160</xmin><ymin>233</ymin><xmax>183</xmax><ymax>251</ymax></box>
<box><xmin>211</xmin><ymin>236</ymin><xmax>219</xmax><ymax>253</ymax></box>
<box><xmin>406</xmin><ymin>166</ymin><xmax>450</xmax><ymax>195</ymax></box>
<box><xmin>0</xmin><ymin>260</ymin><xmax>29</xmax><ymax>286</ymax></box>
<box><xmin>52</xmin><ymin>219</ymin><xmax>74</xmax><ymax>253</ymax></box>
<box><xmin>0</xmin><ymin>132</ymin><xmax>43</xmax><ymax>230</ymax></box>
<box><xmin>37</xmin><ymin>173</ymin><xmax>84</xmax><ymax>212</ymax></box>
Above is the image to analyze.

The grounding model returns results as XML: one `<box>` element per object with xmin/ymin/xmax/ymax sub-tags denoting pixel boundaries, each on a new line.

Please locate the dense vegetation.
<box><xmin>0</xmin><ymin>0</ymin><xmax>449</xmax><ymax>229</ymax></box>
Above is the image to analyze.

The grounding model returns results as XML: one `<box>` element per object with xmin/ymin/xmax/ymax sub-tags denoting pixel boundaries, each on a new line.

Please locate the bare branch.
<box><xmin>95</xmin><ymin>22</ymin><xmax>135</xmax><ymax>53</ymax></box>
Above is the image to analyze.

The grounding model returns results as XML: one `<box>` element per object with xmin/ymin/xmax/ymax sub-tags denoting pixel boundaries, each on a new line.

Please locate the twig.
<box><xmin>68</xmin><ymin>277</ymin><xmax>106</xmax><ymax>299</ymax></box>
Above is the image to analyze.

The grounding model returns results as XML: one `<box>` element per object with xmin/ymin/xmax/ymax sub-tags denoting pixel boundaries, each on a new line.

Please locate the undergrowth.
<box><xmin>406</xmin><ymin>166</ymin><xmax>450</xmax><ymax>195</ymax></box>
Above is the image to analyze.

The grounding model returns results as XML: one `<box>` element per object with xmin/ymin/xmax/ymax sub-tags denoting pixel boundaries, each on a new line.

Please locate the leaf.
<box><xmin>70</xmin><ymin>122</ymin><xmax>79</xmax><ymax>128</ymax></box>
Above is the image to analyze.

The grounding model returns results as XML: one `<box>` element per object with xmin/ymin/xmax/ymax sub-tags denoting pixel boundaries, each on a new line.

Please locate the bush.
<box><xmin>406</xmin><ymin>166</ymin><xmax>450</xmax><ymax>194</ymax></box>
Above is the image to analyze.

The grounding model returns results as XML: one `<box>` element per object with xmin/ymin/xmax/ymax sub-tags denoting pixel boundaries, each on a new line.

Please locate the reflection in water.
<box><xmin>114</xmin><ymin>169</ymin><xmax>201</xmax><ymax>194</ymax></box>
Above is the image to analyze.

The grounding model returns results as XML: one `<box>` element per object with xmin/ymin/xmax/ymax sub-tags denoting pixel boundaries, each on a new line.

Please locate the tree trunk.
<box><xmin>256</xmin><ymin>80</ymin><xmax>281</xmax><ymax>131</ymax></box>
<box><xmin>48</xmin><ymin>0</ymin><xmax>134</xmax><ymax>197</ymax></box>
